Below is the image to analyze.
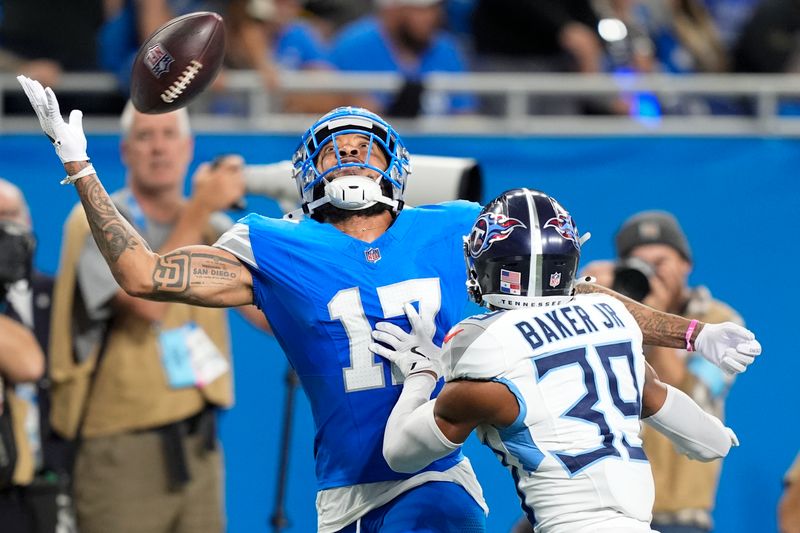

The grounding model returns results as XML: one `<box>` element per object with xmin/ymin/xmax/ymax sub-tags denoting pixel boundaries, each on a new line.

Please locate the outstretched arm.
<box><xmin>382</xmin><ymin>374</ymin><xmax>517</xmax><ymax>473</ymax></box>
<box><xmin>370</xmin><ymin>304</ymin><xmax>517</xmax><ymax>472</ymax></box>
<box><xmin>574</xmin><ymin>279</ymin><xmax>697</xmax><ymax>347</ymax></box>
<box><xmin>641</xmin><ymin>361</ymin><xmax>738</xmax><ymax>462</ymax></box>
<box><xmin>574</xmin><ymin>279</ymin><xmax>760</xmax><ymax>374</ymax></box>
<box><xmin>18</xmin><ymin>76</ymin><xmax>253</xmax><ymax>308</ymax></box>
<box><xmin>69</xmin><ymin>163</ymin><xmax>252</xmax><ymax>307</ymax></box>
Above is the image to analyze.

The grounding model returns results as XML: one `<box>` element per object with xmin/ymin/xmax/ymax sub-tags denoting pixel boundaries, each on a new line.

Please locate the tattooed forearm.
<box><xmin>151</xmin><ymin>251</ymin><xmax>244</xmax><ymax>306</ymax></box>
<box><xmin>65</xmin><ymin>164</ymin><xmax>250</xmax><ymax>307</ymax></box>
<box><xmin>76</xmin><ymin>176</ymin><xmax>143</xmax><ymax>263</ymax></box>
<box><xmin>574</xmin><ymin>280</ymin><xmax>703</xmax><ymax>348</ymax></box>
<box><xmin>153</xmin><ymin>251</ymin><xmax>190</xmax><ymax>292</ymax></box>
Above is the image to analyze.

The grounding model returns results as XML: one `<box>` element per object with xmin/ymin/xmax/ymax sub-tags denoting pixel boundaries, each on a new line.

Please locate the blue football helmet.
<box><xmin>464</xmin><ymin>188</ymin><xmax>587</xmax><ymax>309</ymax></box>
<box><xmin>291</xmin><ymin>107</ymin><xmax>411</xmax><ymax>217</ymax></box>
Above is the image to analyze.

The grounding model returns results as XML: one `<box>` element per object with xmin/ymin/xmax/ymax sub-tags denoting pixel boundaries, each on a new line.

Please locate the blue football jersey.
<box><xmin>214</xmin><ymin>201</ymin><xmax>481</xmax><ymax>489</ymax></box>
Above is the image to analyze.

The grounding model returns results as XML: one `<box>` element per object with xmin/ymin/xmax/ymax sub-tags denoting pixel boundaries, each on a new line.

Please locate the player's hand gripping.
<box><xmin>17</xmin><ymin>75</ymin><xmax>88</xmax><ymax>164</ymax></box>
<box><xmin>695</xmin><ymin>322</ymin><xmax>761</xmax><ymax>374</ymax></box>
<box><xmin>370</xmin><ymin>303</ymin><xmax>444</xmax><ymax>380</ymax></box>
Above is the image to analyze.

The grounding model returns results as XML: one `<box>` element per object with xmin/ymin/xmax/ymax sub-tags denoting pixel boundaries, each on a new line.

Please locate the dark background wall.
<box><xmin>2</xmin><ymin>133</ymin><xmax>794</xmax><ymax>532</ymax></box>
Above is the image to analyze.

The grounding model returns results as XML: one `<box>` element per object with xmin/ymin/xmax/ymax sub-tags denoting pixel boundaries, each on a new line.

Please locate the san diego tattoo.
<box><xmin>153</xmin><ymin>252</ymin><xmax>191</xmax><ymax>292</ymax></box>
<box><xmin>152</xmin><ymin>251</ymin><xmax>243</xmax><ymax>304</ymax></box>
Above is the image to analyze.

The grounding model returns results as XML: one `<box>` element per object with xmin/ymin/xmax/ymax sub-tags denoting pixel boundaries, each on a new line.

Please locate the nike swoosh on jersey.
<box><xmin>444</xmin><ymin>328</ymin><xmax>464</xmax><ymax>344</ymax></box>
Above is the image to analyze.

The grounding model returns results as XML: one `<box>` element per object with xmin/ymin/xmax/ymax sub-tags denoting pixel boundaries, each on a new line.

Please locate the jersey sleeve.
<box><xmin>212</xmin><ymin>213</ymin><xmax>299</xmax><ymax>311</ymax></box>
<box><xmin>212</xmin><ymin>215</ymin><xmax>258</xmax><ymax>269</ymax></box>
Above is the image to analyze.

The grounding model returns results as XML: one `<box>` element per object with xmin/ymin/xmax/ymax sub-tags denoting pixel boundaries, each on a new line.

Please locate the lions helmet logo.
<box><xmin>468</xmin><ymin>212</ymin><xmax>526</xmax><ymax>257</ymax></box>
<box><xmin>543</xmin><ymin>199</ymin><xmax>580</xmax><ymax>249</ymax></box>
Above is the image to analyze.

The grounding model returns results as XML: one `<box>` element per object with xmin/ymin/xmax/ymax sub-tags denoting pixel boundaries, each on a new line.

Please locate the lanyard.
<box><xmin>125</xmin><ymin>191</ymin><xmax>148</xmax><ymax>233</ymax></box>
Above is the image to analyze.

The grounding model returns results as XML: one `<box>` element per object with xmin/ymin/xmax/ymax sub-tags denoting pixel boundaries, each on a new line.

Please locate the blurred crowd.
<box><xmin>1</xmin><ymin>0</ymin><xmax>798</xmax><ymax>117</ymax></box>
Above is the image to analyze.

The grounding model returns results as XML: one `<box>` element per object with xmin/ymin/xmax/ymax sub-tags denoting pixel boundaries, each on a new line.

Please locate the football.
<box><xmin>130</xmin><ymin>11</ymin><xmax>226</xmax><ymax>114</ymax></box>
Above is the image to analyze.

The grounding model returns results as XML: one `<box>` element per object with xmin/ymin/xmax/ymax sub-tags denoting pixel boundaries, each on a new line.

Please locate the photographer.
<box><xmin>583</xmin><ymin>210</ymin><xmax>744</xmax><ymax>533</ymax></box>
<box><xmin>45</xmin><ymin>103</ymin><xmax>261</xmax><ymax>533</ymax></box>
<box><xmin>0</xmin><ymin>178</ymin><xmax>74</xmax><ymax>533</ymax></box>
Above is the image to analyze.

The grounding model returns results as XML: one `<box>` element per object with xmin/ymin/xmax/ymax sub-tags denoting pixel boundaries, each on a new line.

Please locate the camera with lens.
<box><xmin>0</xmin><ymin>221</ymin><xmax>35</xmax><ymax>300</ymax></box>
<box><xmin>611</xmin><ymin>257</ymin><xmax>655</xmax><ymax>302</ymax></box>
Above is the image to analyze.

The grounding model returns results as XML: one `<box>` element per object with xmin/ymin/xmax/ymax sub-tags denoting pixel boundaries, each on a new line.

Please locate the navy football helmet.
<box><xmin>291</xmin><ymin>107</ymin><xmax>411</xmax><ymax>217</ymax></box>
<box><xmin>464</xmin><ymin>188</ymin><xmax>587</xmax><ymax>309</ymax></box>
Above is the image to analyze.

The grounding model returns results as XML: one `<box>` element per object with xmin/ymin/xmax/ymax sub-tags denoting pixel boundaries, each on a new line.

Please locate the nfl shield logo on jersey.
<box><xmin>550</xmin><ymin>272</ymin><xmax>562</xmax><ymax>288</ymax></box>
<box><xmin>364</xmin><ymin>247</ymin><xmax>381</xmax><ymax>263</ymax></box>
<box><xmin>144</xmin><ymin>43</ymin><xmax>174</xmax><ymax>78</ymax></box>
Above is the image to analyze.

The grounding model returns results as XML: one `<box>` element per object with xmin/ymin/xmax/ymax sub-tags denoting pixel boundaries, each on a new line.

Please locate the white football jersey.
<box><xmin>444</xmin><ymin>293</ymin><xmax>655</xmax><ymax>533</ymax></box>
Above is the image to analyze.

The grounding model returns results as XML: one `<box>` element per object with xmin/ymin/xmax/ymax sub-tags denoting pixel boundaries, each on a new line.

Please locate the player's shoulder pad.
<box><xmin>236</xmin><ymin>212</ymin><xmax>299</xmax><ymax>230</ymax></box>
<box><xmin>214</xmin><ymin>213</ymin><xmax>292</xmax><ymax>269</ymax></box>
<box><xmin>239</xmin><ymin>212</ymin><xmax>306</xmax><ymax>242</ymax></box>
<box><xmin>577</xmin><ymin>292</ymin><xmax>643</xmax><ymax>341</ymax></box>
<box><xmin>574</xmin><ymin>290</ymin><xmax>622</xmax><ymax>308</ymax></box>
<box><xmin>408</xmin><ymin>200</ymin><xmax>481</xmax><ymax>229</ymax></box>
<box><xmin>445</xmin><ymin>311</ymin><xmax>508</xmax><ymax>381</ymax></box>
<box><xmin>461</xmin><ymin>309</ymin><xmax>507</xmax><ymax>327</ymax></box>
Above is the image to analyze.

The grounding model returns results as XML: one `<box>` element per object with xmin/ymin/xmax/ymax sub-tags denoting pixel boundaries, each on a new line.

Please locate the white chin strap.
<box><xmin>285</xmin><ymin>175</ymin><xmax>398</xmax><ymax>220</ymax></box>
<box><xmin>324</xmin><ymin>176</ymin><xmax>396</xmax><ymax>210</ymax></box>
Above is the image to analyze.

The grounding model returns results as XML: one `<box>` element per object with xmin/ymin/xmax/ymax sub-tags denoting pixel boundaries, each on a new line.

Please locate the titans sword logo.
<box><xmin>468</xmin><ymin>212</ymin><xmax>526</xmax><ymax>258</ymax></box>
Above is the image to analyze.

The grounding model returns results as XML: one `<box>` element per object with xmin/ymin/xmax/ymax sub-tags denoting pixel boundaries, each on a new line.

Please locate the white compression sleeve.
<box><xmin>383</xmin><ymin>373</ymin><xmax>460</xmax><ymax>474</ymax></box>
<box><xmin>643</xmin><ymin>384</ymin><xmax>737</xmax><ymax>462</ymax></box>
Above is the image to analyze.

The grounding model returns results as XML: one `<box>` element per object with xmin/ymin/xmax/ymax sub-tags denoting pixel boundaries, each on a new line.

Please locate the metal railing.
<box><xmin>2</xmin><ymin>71</ymin><xmax>800</xmax><ymax>135</ymax></box>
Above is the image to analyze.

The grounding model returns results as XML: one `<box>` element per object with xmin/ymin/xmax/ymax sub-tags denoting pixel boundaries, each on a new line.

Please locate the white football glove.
<box><xmin>370</xmin><ymin>302</ymin><xmax>444</xmax><ymax>379</ymax></box>
<box><xmin>17</xmin><ymin>75</ymin><xmax>88</xmax><ymax>164</ymax></box>
<box><xmin>694</xmin><ymin>322</ymin><xmax>761</xmax><ymax>375</ymax></box>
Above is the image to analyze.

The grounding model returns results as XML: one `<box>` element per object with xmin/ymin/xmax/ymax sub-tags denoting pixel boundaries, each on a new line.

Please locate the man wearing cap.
<box><xmin>615</xmin><ymin>211</ymin><xmax>744</xmax><ymax>533</ymax></box>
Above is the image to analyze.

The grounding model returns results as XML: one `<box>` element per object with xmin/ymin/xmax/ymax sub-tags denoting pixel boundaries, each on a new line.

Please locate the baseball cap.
<box><xmin>615</xmin><ymin>210</ymin><xmax>692</xmax><ymax>262</ymax></box>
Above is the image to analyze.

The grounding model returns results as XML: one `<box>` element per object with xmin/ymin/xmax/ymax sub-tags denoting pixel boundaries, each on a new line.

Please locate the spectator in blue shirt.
<box><xmin>238</xmin><ymin>0</ymin><xmax>331</xmax><ymax>78</ymax></box>
<box><xmin>273</xmin><ymin>19</ymin><xmax>329</xmax><ymax>70</ymax></box>
<box><xmin>236</xmin><ymin>0</ymin><xmax>338</xmax><ymax>112</ymax></box>
<box><xmin>329</xmin><ymin>0</ymin><xmax>475</xmax><ymax>116</ymax></box>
